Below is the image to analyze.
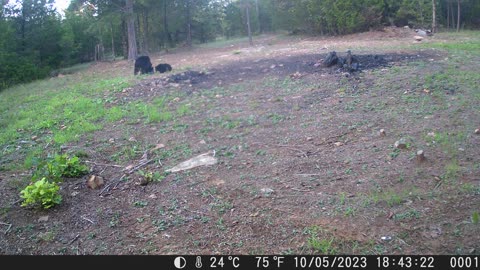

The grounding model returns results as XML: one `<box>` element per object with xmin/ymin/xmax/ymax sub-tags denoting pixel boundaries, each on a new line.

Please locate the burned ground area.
<box><xmin>126</xmin><ymin>51</ymin><xmax>436</xmax><ymax>101</ymax></box>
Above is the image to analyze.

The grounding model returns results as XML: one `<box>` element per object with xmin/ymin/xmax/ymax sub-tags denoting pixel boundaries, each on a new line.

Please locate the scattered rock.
<box><xmin>260</xmin><ymin>188</ymin><xmax>274</xmax><ymax>196</ymax></box>
<box><xmin>148</xmin><ymin>194</ymin><xmax>157</xmax><ymax>199</ymax></box>
<box><xmin>458</xmin><ymin>148</ymin><xmax>465</xmax><ymax>152</ymax></box>
<box><xmin>139</xmin><ymin>177</ymin><xmax>149</xmax><ymax>186</ymax></box>
<box><xmin>414</xmin><ymin>36</ymin><xmax>424</xmax><ymax>41</ymax></box>
<box><xmin>270</xmin><ymin>64</ymin><xmax>276</xmax><ymax>69</ymax></box>
<box><xmin>416</xmin><ymin>30</ymin><xmax>427</xmax><ymax>36</ymax></box>
<box><xmin>416</xmin><ymin>150</ymin><xmax>426</xmax><ymax>163</ymax></box>
<box><xmin>394</xmin><ymin>139</ymin><xmax>407</xmax><ymax>149</ymax></box>
<box><xmin>31</xmin><ymin>136</ymin><xmax>38</xmax><ymax>141</ymax></box>
<box><xmin>108</xmin><ymin>138</ymin><xmax>115</xmax><ymax>143</ymax></box>
<box><xmin>289</xmin><ymin>72</ymin><xmax>304</xmax><ymax>79</ymax></box>
<box><xmin>151</xmin><ymin>143</ymin><xmax>165</xmax><ymax>151</ymax></box>
<box><xmin>199</xmin><ymin>140</ymin><xmax>207</xmax><ymax>144</ymax></box>
<box><xmin>37</xmin><ymin>216</ymin><xmax>49</xmax><ymax>222</ymax></box>
<box><xmin>87</xmin><ymin>175</ymin><xmax>104</xmax><ymax>189</ymax></box>
<box><xmin>380</xmin><ymin>236</ymin><xmax>392</xmax><ymax>241</ymax></box>
<box><xmin>166</xmin><ymin>151</ymin><xmax>217</xmax><ymax>173</ymax></box>
<box><xmin>334</xmin><ymin>142</ymin><xmax>344</xmax><ymax>147</ymax></box>
<box><xmin>306</xmin><ymin>137</ymin><xmax>313</xmax><ymax>141</ymax></box>
<box><xmin>71</xmin><ymin>191</ymin><xmax>80</xmax><ymax>197</ymax></box>
<box><xmin>427</xmin><ymin>132</ymin><xmax>435</xmax><ymax>137</ymax></box>
<box><xmin>475</xmin><ymin>128</ymin><xmax>480</xmax><ymax>135</ymax></box>
<box><xmin>379</xmin><ymin>129</ymin><xmax>386</xmax><ymax>137</ymax></box>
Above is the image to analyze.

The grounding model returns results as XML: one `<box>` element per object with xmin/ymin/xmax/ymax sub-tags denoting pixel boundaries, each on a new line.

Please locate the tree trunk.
<box><xmin>126</xmin><ymin>0</ymin><xmax>137</xmax><ymax>60</ymax></box>
<box><xmin>451</xmin><ymin>1</ymin><xmax>456</xmax><ymax>29</ymax></box>
<box><xmin>186</xmin><ymin>0</ymin><xmax>192</xmax><ymax>47</ymax></box>
<box><xmin>246</xmin><ymin>4</ymin><xmax>253</xmax><ymax>46</ymax></box>
<box><xmin>255</xmin><ymin>0</ymin><xmax>260</xmax><ymax>33</ymax></box>
<box><xmin>111</xmin><ymin>23</ymin><xmax>115</xmax><ymax>60</ymax></box>
<box><xmin>122</xmin><ymin>18</ymin><xmax>128</xmax><ymax>59</ymax></box>
<box><xmin>144</xmin><ymin>9</ymin><xmax>149</xmax><ymax>54</ymax></box>
<box><xmin>432</xmin><ymin>0</ymin><xmax>436</xmax><ymax>33</ymax></box>
<box><xmin>418</xmin><ymin>0</ymin><xmax>424</xmax><ymax>26</ymax></box>
<box><xmin>163</xmin><ymin>0</ymin><xmax>171</xmax><ymax>51</ymax></box>
<box><xmin>456</xmin><ymin>0</ymin><xmax>460</xmax><ymax>32</ymax></box>
<box><xmin>447</xmin><ymin>0</ymin><xmax>450</xmax><ymax>30</ymax></box>
<box><xmin>136</xmin><ymin>13</ymin><xmax>144</xmax><ymax>54</ymax></box>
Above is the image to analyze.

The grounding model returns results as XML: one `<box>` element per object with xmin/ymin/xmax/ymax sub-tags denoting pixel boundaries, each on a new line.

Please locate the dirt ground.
<box><xmin>1</xmin><ymin>27</ymin><xmax>479</xmax><ymax>255</ymax></box>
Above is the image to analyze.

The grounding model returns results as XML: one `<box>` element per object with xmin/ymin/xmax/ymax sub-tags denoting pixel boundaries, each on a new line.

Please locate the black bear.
<box><xmin>155</xmin><ymin>63</ymin><xmax>173</xmax><ymax>73</ymax></box>
<box><xmin>134</xmin><ymin>56</ymin><xmax>154</xmax><ymax>75</ymax></box>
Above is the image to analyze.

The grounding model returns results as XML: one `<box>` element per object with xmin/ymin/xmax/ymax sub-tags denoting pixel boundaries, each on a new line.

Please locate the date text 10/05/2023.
<box><xmin>192</xmin><ymin>256</ymin><xmax>479</xmax><ymax>269</ymax></box>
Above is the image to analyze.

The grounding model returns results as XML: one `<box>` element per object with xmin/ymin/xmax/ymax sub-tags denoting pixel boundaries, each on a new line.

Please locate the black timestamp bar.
<box><xmin>2</xmin><ymin>255</ymin><xmax>478</xmax><ymax>270</ymax></box>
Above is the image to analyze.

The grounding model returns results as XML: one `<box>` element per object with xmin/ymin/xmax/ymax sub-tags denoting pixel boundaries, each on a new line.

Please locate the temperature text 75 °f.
<box><xmin>256</xmin><ymin>256</ymin><xmax>285</xmax><ymax>268</ymax></box>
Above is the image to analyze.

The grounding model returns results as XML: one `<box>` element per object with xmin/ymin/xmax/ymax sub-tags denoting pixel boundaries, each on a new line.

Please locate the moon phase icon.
<box><xmin>174</xmin><ymin>256</ymin><xmax>186</xmax><ymax>269</ymax></box>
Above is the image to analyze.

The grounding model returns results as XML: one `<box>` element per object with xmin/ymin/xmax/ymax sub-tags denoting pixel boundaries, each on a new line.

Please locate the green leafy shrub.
<box><xmin>32</xmin><ymin>154</ymin><xmax>89</xmax><ymax>182</ymax></box>
<box><xmin>59</xmin><ymin>155</ymin><xmax>89</xmax><ymax>178</ymax></box>
<box><xmin>20</xmin><ymin>178</ymin><xmax>62</xmax><ymax>209</ymax></box>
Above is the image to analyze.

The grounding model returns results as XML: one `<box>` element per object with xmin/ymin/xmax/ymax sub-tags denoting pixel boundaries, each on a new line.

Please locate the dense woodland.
<box><xmin>1</xmin><ymin>0</ymin><xmax>479</xmax><ymax>89</ymax></box>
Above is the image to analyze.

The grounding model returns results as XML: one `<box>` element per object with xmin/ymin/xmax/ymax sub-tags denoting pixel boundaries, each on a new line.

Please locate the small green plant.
<box><xmin>305</xmin><ymin>226</ymin><xmax>337</xmax><ymax>254</ymax></box>
<box><xmin>133</xmin><ymin>201</ymin><xmax>148</xmax><ymax>208</ymax></box>
<box><xmin>20</xmin><ymin>178</ymin><xmax>62</xmax><ymax>209</ymax></box>
<box><xmin>138</xmin><ymin>170</ymin><xmax>166</xmax><ymax>183</ymax></box>
<box><xmin>389</xmin><ymin>148</ymin><xmax>401</xmax><ymax>159</ymax></box>
<box><xmin>32</xmin><ymin>154</ymin><xmax>89</xmax><ymax>182</ymax></box>
<box><xmin>472</xmin><ymin>211</ymin><xmax>479</xmax><ymax>224</ymax></box>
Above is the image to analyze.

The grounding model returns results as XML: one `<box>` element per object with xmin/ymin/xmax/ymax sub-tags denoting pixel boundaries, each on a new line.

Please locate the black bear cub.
<box><xmin>155</xmin><ymin>63</ymin><xmax>173</xmax><ymax>73</ymax></box>
<box><xmin>134</xmin><ymin>56</ymin><xmax>154</xmax><ymax>75</ymax></box>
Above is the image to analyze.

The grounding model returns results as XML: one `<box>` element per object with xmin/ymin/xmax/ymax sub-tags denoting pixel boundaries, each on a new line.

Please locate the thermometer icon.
<box><xmin>195</xmin><ymin>256</ymin><xmax>202</xmax><ymax>268</ymax></box>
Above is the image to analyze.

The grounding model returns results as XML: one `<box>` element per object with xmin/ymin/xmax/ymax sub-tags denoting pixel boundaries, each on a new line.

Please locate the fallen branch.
<box><xmin>291</xmin><ymin>187</ymin><xmax>312</xmax><ymax>192</ymax></box>
<box><xmin>0</xmin><ymin>221</ymin><xmax>12</xmax><ymax>234</ymax></box>
<box><xmin>69</xmin><ymin>234</ymin><xmax>80</xmax><ymax>245</ymax></box>
<box><xmin>85</xmin><ymin>161</ymin><xmax>123</xmax><ymax>168</ymax></box>
<box><xmin>98</xmin><ymin>158</ymin><xmax>155</xmax><ymax>196</ymax></box>
<box><xmin>81</xmin><ymin>216</ymin><xmax>95</xmax><ymax>224</ymax></box>
<box><xmin>126</xmin><ymin>159</ymin><xmax>154</xmax><ymax>174</ymax></box>
<box><xmin>294</xmin><ymin>173</ymin><xmax>322</xmax><ymax>176</ymax></box>
<box><xmin>99</xmin><ymin>174</ymin><xmax>126</xmax><ymax>196</ymax></box>
<box><xmin>277</xmin><ymin>145</ymin><xmax>309</xmax><ymax>158</ymax></box>
<box><xmin>184</xmin><ymin>208</ymin><xmax>214</xmax><ymax>217</ymax></box>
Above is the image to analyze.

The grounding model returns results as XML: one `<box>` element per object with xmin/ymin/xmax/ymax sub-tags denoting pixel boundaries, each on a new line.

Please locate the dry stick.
<box><xmin>126</xmin><ymin>159</ymin><xmax>154</xmax><ymax>174</ymax></box>
<box><xmin>184</xmin><ymin>208</ymin><xmax>214</xmax><ymax>217</ymax></box>
<box><xmin>99</xmin><ymin>174</ymin><xmax>126</xmax><ymax>196</ymax></box>
<box><xmin>112</xmin><ymin>174</ymin><xmax>127</xmax><ymax>190</ymax></box>
<box><xmin>69</xmin><ymin>234</ymin><xmax>80</xmax><ymax>245</ymax></box>
<box><xmin>277</xmin><ymin>145</ymin><xmax>308</xmax><ymax>158</ymax></box>
<box><xmin>99</xmin><ymin>159</ymin><xmax>154</xmax><ymax>196</ymax></box>
<box><xmin>85</xmin><ymin>161</ymin><xmax>123</xmax><ymax>168</ymax></box>
<box><xmin>11</xmin><ymin>199</ymin><xmax>22</xmax><ymax>205</ymax></box>
<box><xmin>291</xmin><ymin>187</ymin><xmax>312</xmax><ymax>192</ymax></box>
<box><xmin>81</xmin><ymin>216</ymin><xmax>95</xmax><ymax>224</ymax></box>
<box><xmin>0</xmin><ymin>221</ymin><xmax>12</xmax><ymax>234</ymax></box>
